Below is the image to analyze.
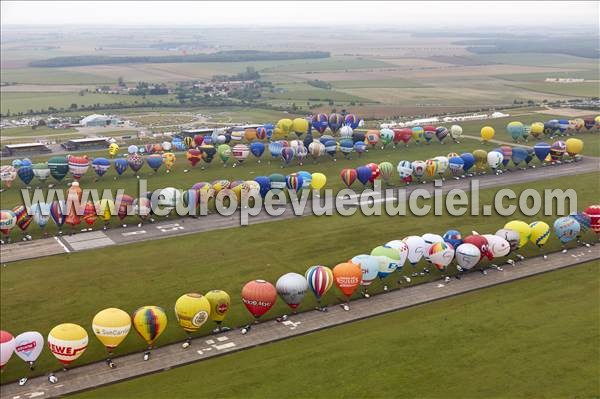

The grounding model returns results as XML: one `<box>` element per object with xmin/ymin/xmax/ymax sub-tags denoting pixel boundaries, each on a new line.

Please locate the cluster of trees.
<box><xmin>306</xmin><ymin>79</ymin><xmax>332</xmax><ymax>89</ymax></box>
<box><xmin>213</xmin><ymin>67</ymin><xmax>261</xmax><ymax>82</ymax></box>
<box><xmin>30</xmin><ymin>50</ymin><xmax>330</xmax><ymax>67</ymax></box>
<box><xmin>129</xmin><ymin>82</ymin><xmax>169</xmax><ymax>96</ymax></box>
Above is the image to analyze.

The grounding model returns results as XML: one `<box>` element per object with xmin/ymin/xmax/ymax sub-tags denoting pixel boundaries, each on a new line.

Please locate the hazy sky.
<box><xmin>1</xmin><ymin>1</ymin><xmax>597</xmax><ymax>27</ymax></box>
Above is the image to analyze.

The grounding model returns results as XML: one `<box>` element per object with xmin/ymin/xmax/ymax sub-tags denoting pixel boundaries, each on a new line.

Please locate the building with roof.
<box><xmin>61</xmin><ymin>137</ymin><xmax>109</xmax><ymax>151</ymax></box>
<box><xmin>3</xmin><ymin>142</ymin><xmax>51</xmax><ymax>157</ymax></box>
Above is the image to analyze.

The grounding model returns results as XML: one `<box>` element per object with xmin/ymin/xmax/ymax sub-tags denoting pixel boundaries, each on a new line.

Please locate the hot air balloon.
<box><xmin>340</xmin><ymin>168</ymin><xmax>357</xmax><ymax>188</ymax></box>
<box><xmin>351</xmin><ymin>255</ymin><xmax>379</xmax><ymax>297</ymax></box>
<box><xmin>339</xmin><ymin>138</ymin><xmax>354</xmax><ymax>159</ymax></box>
<box><xmin>146</xmin><ymin>154</ymin><xmax>163</xmax><ymax>173</ymax></box>
<box><xmin>31</xmin><ymin>163</ymin><xmax>51</xmax><ymax>185</ymax></box>
<box><xmin>583</xmin><ymin>205</ymin><xmax>600</xmax><ymax>236</ymax></box>
<box><xmin>460</xmin><ymin>152</ymin><xmax>475</xmax><ymax>175</ymax></box>
<box><xmin>422</xmin><ymin>233</ymin><xmax>444</xmax><ymax>261</ymax></box>
<box><xmin>450</xmin><ymin>125</ymin><xmax>462</xmax><ymax>142</ymax></box>
<box><xmin>344</xmin><ymin>114</ymin><xmax>360</xmax><ymax>129</ymax></box>
<box><xmin>533</xmin><ymin>142</ymin><xmax>551</xmax><ymax>165</ymax></box>
<box><xmin>356</xmin><ymin>166</ymin><xmax>372</xmax><ymax>186</ymax></box>
<box><xmin>0</xmin><ymin>330</ymin><xmax>15</xmax><ymax>370</ymax></box>
<box><xmin>132</xmin><ymin>306</ymin><xmax>168</xmax><ymax>360</ymax></box>
<box><xmin>365</xmin><ymin>130</ymin><xmax>379</xmax><ymax>147</ymax></box>
<box><xmin>428</xmin><ymin>242</ymin><xmax>455</xmax><ymax>271</ymax></box>
<box><xmin>370</xmin><ymin>246</ymin><xmax>400</xmax><ymax>291</ymax></box>
<box><xmin>333</xmin><ymin>262</ymin><xmax>362</xmax><ymax>309</ymax></box>
<box><xmin>507</xmin><ymin>121</ymin><xmax>524</xmax><ymax>142</ymax></box>
<box><xmin>425</xmin><ymin>158</ymin><xmax>438</xmax><ymax>178</ymax></box>
<box><xmin>565</xmin><ymin>138</ymin><xmax>583</xmax><ymax>159</ymax></box>
<box><xmin>403</xmin><ymin>235</ymin><xmax>426</xmax><ymax>267</ymax></box>
<box><xmin>340</xmin><ymin>125</ymin><xmax>353</xmax><ymax>140</ymax></box>
<box><xmin>242</xmin><ymin>280</ymin><xmax>277</xmax><ymax>321</ymax></box>
<box><xmin>511</xmin><ymin>147</ymin><xmax>528</xmax><ymax>169</ymax></box>
<box><xmin>269</xmin><ymin>141</ymin><xmax>284</xmax><ymax>159</ymax></box>
<box><xmin>328</xmin><ymin>113</ymin><xmax>343</xmax><ymax>134</ymax></box>
<box><xmin>175</xmin><ymin>293</ymin><xmax>211</xmax><ymax>347</ymax></box>
<box><xmin>49</xmin><ymin>201</ymin><xmax>66</xmax><ymax>234</ymax></box>
<box><xmin>276</xmin><ymin>273</ymin><xmax>308</xmax><ymax>313</ymax></box>
<box><xmin>398</xmin><ymin>128</ymin><xmax>413</xmax><ymax>146</ymax></box>
<box><xmin>64</xmin><ymin>181</ymin><xmax>82</xmax><ymax>230</ymax></box>
<box><xmin>463</xmin><ymin>234</ymin><xmax>493</xmax><ymax>261</ymax></box>
<box><xmin>205</xmin><ymin>290</ymin><xmax>231</xmax><ymax>332</ymax></box>
<box><xmin>530</xmin><ymin>122</ymin><xmax>544</xmax><ymax>138</ymax></box>
<box><xmin>48</xmin><ymin>156</ymin><xmax>69</xmax><ymax>183</ymax></box>
<box><xmin>411</xmin><ymin>160</ymin><xmax>426</xmax><ymax>182</ymax></box>
<box><xmin>448</xmin><ymin>156</ymin><xmax>465</xmax><ymax>178</ymax></box>
<box><xmin>323</xmin><ymin>139</ymin><xmax>337</xmax><ymax>160</ymax></box>
<box><xmin>397</xmin><ymin>160</ymin><xmax>413</xmax><ymax>184</ymax></box>
<box><xmin>281</xmin><ymin>146</ymin><xmax>295</xmax><ymax>166</ymax></box>
<box><xmin>249</xmin><ymin>142</ymin><xmax>265</xmax><ymax>162</ymax></box>
<box><xmin>291</xmin><ymin>118</ymin><xmax>309</xmax><ymax>137</ymax></box>
<box><xmin>529</xmin><ymin>221</ymin><xmax>551</xmax><ymax>258</ymax></box>
<box><xmin>550</xmin><ymin>140</ymin><xmax>566</xmax><ymax>162</ymax></box>
<box><xmin>14</xmin><ymin>331</ymin><xmax>44</xmax><ymax>371</ymax></box>
<box><xmin>108</xmin><ymin>143</ymin><xmax>119</xmax><ymax>157</ymax></box>
<box><xmin>112</xmin><ymin>158</ymin><xmax>128</xmax><ymax>177</ymax></box>
<box><xmin>380</xmin><ymin>128</ymin><xmax>394</xmax><ymax>148</ymax></box>
<box><xmin>285</xmin><ymin>173</ymin><xmax>304</xmax><ymax>193</ymax></box>
<box><xmin>423</xmin><ymin>125</ymin><xmax>436</xmax><ymax>144</ymax></box>
<box><xmin>311</xmin><ymin>113</ymin><xmax>329</xmax><ymax>134</ymax></box>
<box><xmin>480</xmin><ymin>126</ymin><xmax>495</xmax><ymax>143</ymax></box>
<box><xmin>366</xmin><ymin>163</ymin><xmax>380</xmax><ymax>183</ymax></box>
<box><xmin>554</xmin><ymin>217</ymin><xmax>580</xmax><ymax>246</ymax></box>
<box><xmin>504</xmin><ymin>221</ymin><xmax>531</xmax><ymax>249</ymax></box>
<box><xmin>186</xmin><ymin>148</ymin><xmax>203</xmax><ymax>167</ymax></box>
<box><xmin>80</xmin><ymin>201</ymin><xmax>97</xmax><ymax>230</ymax></box>
<box><xmin>455</xmin><ymin>243</ymin><xmax>481</xmax><ymax>271</ymax></box>
<box><xmin>17</xmin><ymin>163</ymin><xmax>34</xmax><ymax>186</ymax></box>
<box><xmin>411</xmin><ymin>126</ymin><xmax>424</xmax><ymax>144</ymax></box>
<box><xmin>91</xmin><ymin>158</ymin><xmax>111</xmax><ymax>179</ymax></box>
<box><xmin>254</xmin><ymin>176</ymin><xmax>271</xmax><ymax>198</ymax></box>
<box><xmin>92</xmin><ymin>308</ymin><xmax>131</xmax><ymax>367</ymax></box>
<box><xmin>47</xmin><ymin>323</ymin><xmax>88</xmax><ymax>368</ymax></box>
<box><xmin>473</xmin><ymin>149</ymin><xmax>488</xmax><ymax>173</ymax></box>
<box><xmin>487</xmin><ymin>151</ymin><xmax>503</xmax><ymax>174</ymax></box>
<box><xmin>31</xmin><ymin>202</ymin><xmax>51</xmax><ymax>236</ymax></box>
<box><xmin>0</xmin><ymin>165</ymin><xmax>17</xmax><ymax>188</ymax></box>
<box><xmin>269</xmin><ymin>173</ymin><xmax>286</xmax><ymax>192</ymax></box>
<box><xmin>12</xmin><ymin>205</ymin><xmax>32</xmax><ymax>239</ymax></box>
<box><xmin>1</xmin><ymin>210</ymin><xmax>16</xmax><ymax>242</ymax></box>
<box><xmin>127</xmin><ymin>153</ymin><xmax>144</xmax><ymax>176</ymax></box>
<box><xmin>378</xmin><ymin>162</ymin><xmax>394</xmax><ymax>184</ymax></box>
<box><xmin>232</xmin><ymin>144</ymin><xmax>250</xmax><ymax>165</ymax></box>
<box><xmin>495</xmin><ymin>228</ymin><xmax>520</xmax><ymax>253</ymax></box>
<box><xmin>483</xmin><ymin>234</ymin><xmax>511</xmax><ymax>259</ymax></box>
<box><xmin>443</xmin><ymin>230</ymin><xmax>463</xmax><ymax>248</ymax></box>
<box><xmin>67</xmin><ymin>155</ymin><xmax>90</xmax><ymax>180</ymax></box>
<box><xmin>305</xmin><ymin>265</ymin><xmax>333</xmax><ymax>311</ymax></box>
<box><xmin>162</xmin><ymin>152</ymin><xmax>176</xmax><ymax>172</ymax></box>
<box><xmin>435</xmin><ymin>126</ymin><xmax>449</xmax><ymax>143</ymax></box>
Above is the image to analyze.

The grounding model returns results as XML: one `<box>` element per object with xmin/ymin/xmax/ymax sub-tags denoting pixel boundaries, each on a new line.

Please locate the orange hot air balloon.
<box><xmin>333</xmin><ymin>262</ymin><xmax>362</xmax><ymax>300</ymax></box>
<box><xmin>65</xmin><ymin>182</ymin><xmax>82</xmax><ymax>227</ymax></box>
<box><xmin>82</xmin><ymin>201</ymin><xmax>97</xmax><ymax>227</ymax></box>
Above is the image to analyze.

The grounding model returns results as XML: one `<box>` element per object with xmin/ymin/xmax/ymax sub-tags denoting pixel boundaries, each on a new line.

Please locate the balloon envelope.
<box><xmin>47</xmin><ymin>323</ymin><xmax>88</xmax><ymax>365</ymax></box>
<box><xmin>92</xmin><ymin>308</ymin><xmax>131</xmax><ymax>349</ymax></box>
<box><xmin>242</xmin><ymin>280</ymin><xmax>277</xmax><ymax>318</ymax></box>
<box><xmin>333</xmin><ymin>262</ymin><xmax>362</xmax><ymax>298</ymax></box>
<box><xmin>174</xmin><ymin>293</ymin><xmax>211</xmax><ymax>333</ymax></box>
<box><xmin>14</xmin><ymin>331</ymin><xmax>44</xmax><ymax>364</ymax></box>
<box><xmin>276</xmin><ymin>273</ymin><xmax>308</xmax><ymax>309</ymax></box>
<box><xmin>132</xmin><ymin>306</ymin><xmax>168</xmax><ymax>346</ymax></box>
<box><xmin>0</xmin><ymin>330</ymin><xmax>15</xmax><ymax>369</ymax></box>
<box><xmin>305</xmin><ymin>265</ymin><xmax>333</xmax><ymax>300</ymax></box>
<box><xmin>205</xmin><ymin>290</ymin><xmax>231</xmax><ymax>323</ymax></box>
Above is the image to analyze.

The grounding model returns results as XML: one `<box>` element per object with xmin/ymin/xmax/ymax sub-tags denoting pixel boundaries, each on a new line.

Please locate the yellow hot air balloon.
<box><xmin>565</xmin><ymin>138</ymin><xmax>583</xmax><ymax>157</ymax></box>
<box><xmin>480</xmin><ymin>126</ymin><xmax>495</xmax><ymax>142</ymax></box>
<box><xmin>205</xmin><ymin>290</ymin><xmax>231</xmax><ymax>328</ymax></box>
<box><xmin>244</xmin><ymin>128</ymin><xmax>257</xmax><ymax>142</ymax></box>
<box><xmin>529</xmin><ymin>221</ymin><xmax>550</xmax><ymax>248</ymax></box>
<box><xmin>504</xmin><ymin>220</ymin><xmax>531</xmax><ymax>249</ymax></box>
<box><xmin>291</xmin><ymin>118</ymin><xmax>309</xmax><ymax>136</ymax></box>
<box><xmin>425</xmin><ymin>159</ymin><xmax>438</xmax><ymax>177</ymax></box>
<box><xmin>162</xmin><ymin>152</ymin><xmax>176</xmax><ymax>172</ymax></box>
<box><xmin>108</xmin><ymin>143</ymin><xmax>119</xmax><ymax>158</ymax></box>
<box><xmin>47</xmin><ymin>323</ymin><xmax>88</xmax><ymax>367</ymax></box>
<box><xmin>92</xmin><ymin>308</ymin><xmax>131</xmax><ymax>350</ymax></box>
<box><xmin>96</xmin><ymin>199</ymin><xmax>115</xmax><ymax>224</ymax></box>
<box><xmin>310</xmin><ymin>173</ymin><xmax>327</xmax><ymax>190</ymax></box>
<box><xmin>473</xmin><ymin>149</ymin><xmax>488</xmax><ymax>172</ymax></box>
<box><xmin>132</xmin><ymin>306</ymin><xmax>167</xmax><ymax>356</ymax></box>
<box><xmin>174</xmin><ymin>293</ymin><xmax>211</xmax><ymax>334</ymax></box>
<box><xmin>277</xmin><ymin>118</ymin><xmax>293</xmax><ymax>135</ymax></box>
<box><xmin>530</xmin><ymin>122</ymin><xmax>544</xmax><ymax>138</ymax></box>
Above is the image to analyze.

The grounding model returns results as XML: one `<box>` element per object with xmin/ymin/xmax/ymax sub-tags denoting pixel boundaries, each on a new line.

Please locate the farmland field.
<box><xmin>73</xmin><ymin>261</ymin><xmax>599</xmax><ymax>399</ymax></box>
<box><xmin>0</xmin><ymin>172</ymin><xmax>598</xmax><ymax>383</ymax></box>
<box><xmin>503</xmin><ymin>82</ymin><xmax>599</xmax><ymax>98</ymax></box>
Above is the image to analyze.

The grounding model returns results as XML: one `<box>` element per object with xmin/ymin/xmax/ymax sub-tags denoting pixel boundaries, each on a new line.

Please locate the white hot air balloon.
<box><xmin>351</xmin><ymin>255</ymin><xmax>379</xmax><ymax>287</ymax></box>
<box><xmin>455</xmin><ymin>243</ymin><xmax>481</xmax><ymax>270</ymax></box>
<box><xmin>0</xmin><ymin>330</ymin><xmax>16</xmax><ymax>369</ymax></box>
<box><xmin>484</xmin><ymin>234</ymin><xmax>511</xmax><ymax>258</ymax></box>
<box><xmin>421</xmin><ymin>233</ymin><xmax>444</xmax><ymax>261</ymax></box>
<box><xmin>276</xmin><ymin>273</ymin><xmax>308</xmax><ymax>312</ymax></box>
<box><xmin>428</xmin><ymin>242</ymin><xmax>455</xmax><ymax>271</ymax></box>
<box><xmin>14</xmin><ymin>331</ymin><xmax>44</xmax><ymax>369</ymax></box>
<box><xmin>487</xmin><ymin>151</ymin><xmax>503</xmax><ymax>172</ymax></box>
<box><xmin>384</xmin><ymin>240</ymin><xmax>409</xmax><ymax>269</ymax></box>
<box><xmin>403</xmin><ymin>235</ymin><xmax>426</xmax><ymax>266</ymax></box>
<box><xmin>450</xmin><ymin>125</ymin><xmax>463</xmax><ymax>141</ymax></box>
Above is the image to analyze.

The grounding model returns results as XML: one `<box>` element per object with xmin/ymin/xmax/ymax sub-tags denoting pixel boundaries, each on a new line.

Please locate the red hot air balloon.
<box><xmin>463</xmin><ymin>234</ymin><xmax>493</xmax><ymax>260</ymax></box>
<box><xmin>193</xmin><ymin>135</ymin><xmax>204</xmax><ymax>147</ymax></box>
<box><xmin>241</xmin><ymin>280</ymin><xmax>277</xmax><ymax>320</ymax></box>
<box><xmin>82</xmin><ymin>201</ymin><xmax>97</xmax><ymax>228</ymax></box>
<box><xmin>366</xmin><ymin>163</ymin><xmax>380</xmax><ymax>183</ymax></box>
<box><xmin>116</xmin><ymin>194</ymin><xmax>134</xmax><ymax>225</ymax></box>
<box><xmin>340</xmin><ymin>168</ymin><xmax>357</xmax><ymax>188</ymax></box>
<box><xmin>584</xmin><ymin>205</ymin><xmax>600</xmax><ymax>235</ymax></box>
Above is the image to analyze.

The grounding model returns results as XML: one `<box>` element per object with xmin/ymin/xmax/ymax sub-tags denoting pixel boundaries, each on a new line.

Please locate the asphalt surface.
<box><xmin>1</xmin><ymin>245</ymin><xmax>598</xmax><ymax>399</ymax></box>
<box><xmin>1</xmin><ymin>156</ymin><xmax>598</xmax><ymax>264</ymax></box>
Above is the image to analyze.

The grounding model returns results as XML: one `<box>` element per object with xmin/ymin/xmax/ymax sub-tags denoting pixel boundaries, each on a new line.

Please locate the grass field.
<box><xmin>0</xmin><ymin>92</ymin><xmax>176</xmax><ymax>114</ymax></box>
<box><xmin>0</xmin><ymin>172</ymin><xmax>598</xmax><ymax>383</ymax></box>
<box><xmin>503</xmin><ymin>82</ymin><xmax>599</xmax><ymax>98</ymax></box>
<box><xmin>331</xmin><ymin>79</ymin><xmax>428</xmax><ymax>89</ymax></box>
<box><xmin>73</xmin><ymin>262</ymin><xmax>599</xmax><ymax>399</ymax></box>
<box><xmin>1</xmin><ymin>68</ymin><xmax>112</xmax><ymax>85</ymax></box>
<box><xmin>0</xmin><ymin>126</ymin><xmax>78</xmax><ymax>138</ymax></box>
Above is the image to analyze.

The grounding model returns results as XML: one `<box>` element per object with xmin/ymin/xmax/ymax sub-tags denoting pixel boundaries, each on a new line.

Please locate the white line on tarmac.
<box><xmin>53</xmin><ymin>237</ymin><xmax>70</xmax><ymax>253</ymax></box>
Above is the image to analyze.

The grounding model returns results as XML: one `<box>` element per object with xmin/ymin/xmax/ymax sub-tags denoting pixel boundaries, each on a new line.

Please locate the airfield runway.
<box><xmin>1</xmin><ymin>245</ymin><xmax>598</xmax><ymax>399</ymax></box>
<box><xmin>1</xmin><ymin>157</ymin><xmax>598</xmax><ymax>264</ymax></box>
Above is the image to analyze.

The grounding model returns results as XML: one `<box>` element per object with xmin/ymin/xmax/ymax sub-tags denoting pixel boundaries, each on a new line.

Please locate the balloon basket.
<box><xmin>18</xmin><ymin>377</ymin><xmax>28</xmax><ymax>386</ymax></box>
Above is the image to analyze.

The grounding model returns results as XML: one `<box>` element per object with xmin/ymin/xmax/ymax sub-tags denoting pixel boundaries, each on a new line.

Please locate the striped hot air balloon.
<box><xmin>340</xmin><ymin>168</ymin><xmax>357</xmax><ymax>188</ymax></box>
<box><xmin>67</xmin><ymin>155</ymin><xmax>90</xmax><ymax>180</ymax></box>
<box><xmin>305</xmin><ymin>265</ymin><xmax>333</xmax><ymax>304</ymax></box>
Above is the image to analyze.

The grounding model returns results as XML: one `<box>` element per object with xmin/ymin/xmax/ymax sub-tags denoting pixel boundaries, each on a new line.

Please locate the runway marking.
<box><xmin>54</xmin><ymin>237</ymin><xmax>70</xmax><ymax>253</ymax></box>
<box><xmin>156</xmin><ymin>223</ymin><xmax>184</xmax><ymax>233</ymax></box>
<box><xmin>216</xmin><ymin>336</ymin><xmax>229</xmax><ymax>342</ymax></box>
<box><xmin>281</xmin><ymin>320</ymin><xmax>301</xmax><ymax>330</ymax></box>
<box><xmin>205</xmin><ymin>339</ymin><xmax>214</xmax><ymax>344</ymax></box>
<box><xmin>213</xmin><ymin>342</ymin><xmax>236</xmax><ymax>350</ymax></box>
<box><xmin>122</xmin><ymin>230</ymin><xmax>146</xmax><ymax>236</ymax></box>
<box><xmin>196</xmin><ymin>350</ymin><xmax>203</xmax><ymax>355</ymax></box>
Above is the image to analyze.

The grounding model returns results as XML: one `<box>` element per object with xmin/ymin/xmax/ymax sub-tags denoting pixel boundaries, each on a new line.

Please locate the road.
<box><xmin>1</xmin><ymin>245</ymin><xmax>597</xmax><ymax>399</ymax></box>
<box><xmin>1</xmin><ymin>157</ymin><xmax>598</xmax><ymax>263</ymax></box>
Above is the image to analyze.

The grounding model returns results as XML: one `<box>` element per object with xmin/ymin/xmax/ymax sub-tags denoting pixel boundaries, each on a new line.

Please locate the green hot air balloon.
<box><xmin>48</xmin><ymin>156</ymin><xmax>69</xmax><ymax>182</ymax></box>
<box><xmin>218</xmin><ymin>144</ymin><xmax>231</xmax><ymax>166</ymax></box>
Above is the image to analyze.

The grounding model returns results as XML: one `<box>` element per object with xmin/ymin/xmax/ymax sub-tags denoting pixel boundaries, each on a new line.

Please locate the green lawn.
<box><xmin>1</xmin><ymin>67</ymin><xmax>111</xmax><ymax>85</ymax></box>
<box><xmin>0</xmin><ymin>172</ymin><xmax>598</xmax><ymax>383</ymax></box>
<box><xmin>73</xmin><ymin>262</ymin><xmax>599</xmax><ymax>399</ymax></box>
<box><xmin>331</xmin><ymin>78</ymin><xmax>427</xmax><ymax>89</ymax></box>
<box><xmin>0</xmin><ymin>126</ymin><xmax>78</xmax><ymax>138</ymax></box>
<box><xmin>0</xmin><ymin>92</ymin><xmax>176</xmax><ymax>114</ymax></box>
<box><xmin>504</xmin><ymin>82</ymin><xmax>599</xmax><ymax>98</ymax></box>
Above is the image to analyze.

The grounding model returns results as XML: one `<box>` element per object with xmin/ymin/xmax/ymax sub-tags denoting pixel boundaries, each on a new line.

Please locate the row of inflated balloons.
<box><xmin>1</xmin><ymin>206</ymin><xmax>599</xmax><ymax>373</ymax></box>
<box><xmin>496</xmin><ymin>117</ymin><xmax>600</xmax><ymax>143</ymax></box>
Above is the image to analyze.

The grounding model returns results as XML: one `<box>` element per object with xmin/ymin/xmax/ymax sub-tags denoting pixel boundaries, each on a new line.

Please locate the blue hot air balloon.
<box><xmin>281</xmin><ymin>147</ymin><xmax>295</xmax><ymax>166</ymax></box>
<box><xmin>269</xmin><ymin>141</ymin><xmax>283</xmax><ymax>159</ymax></box>
<box><xmin>524</xmin><ymin>148</ymin><xmax>534</xmax><ymax>165</ymax></box>
<box><xmin>460</xmin><ymin>153</ymin><xmax>475</xmax><ymax>173</ymax></box>
<box><xmin>353</xmin><ymin>141</ymin><xmax>366</xmax><ymax>157</ymax></box>
<box><xmin>533</xmin><ymin>142</ymin><xmax>551</xmax><ymax>162</ymax></box>
<box><xmin>557</xmin><ymin>119</ymin><xmax>569</xmax><ymax>135</ymax></box>
<box><xmin>285</xmin><ymin>174</ymin><xmax>304</xmax><ymax>192</ymax></box>
<box><xmin>297</xmin><ymin>171</ymin><xmax>312</xmax><ymax>189</ymax></box>
<box><xmin>344</xmin><ymin>114</ymin><xmax>360</xmax><ymax>129</ymax></box>
<box><xmin>114</xmin><ymin>158</ymin><xmax>129</xmax><ymax>176</ymax></box>
<box><xmin>264</xmin><ymin>124</ymin><xmax>275</xmax><ymax>140</ymax></box>
<box><xmin>328</xmin><ymin>113</ymin><xmax>343</xmax><ymax>134</ymax></box>
<box><xmin>17</xmin><ymin>164</ymin><xmax>34</xmax><ymax>185</ymax></box>
<box><xmin>448</xmin><ymin>156</ymin><xmax>465</xmax><ymax>176</ymax></box>
<box><xmin>553</xmin><ymin>217</ymin><xmax>580</xmax><ymax>244</ymax></box>
<box><xmin>254</xmin><ymin>176</ymin><xmax>271</xmax><ymax>198</ymax></box>
<box><xmin>250</xmin><ymin>142</ymin><xmax>265</xmax><ymax>160</ymax></box>
<box><xmin>92</xmin><ymin>157</ymin><xmax>111</xmax><ymax>177</ymax></box>
<box><xmin>511</xmin><ymin>147</ymin><xmax>528</xmax><ymax>167</ymax></box>
<box><xmin>146</xmin><ymin>154</ymin><xmax>163</xmax><ymax>172</ymax></box>
<box><xmin>324</xmin><ymin>139</ymin><xmax>337</xmax><ymax>159</ymax></box>
<box><xmin>311</xmin><ymin>113</ymin><xmax>329</xmax><ymax>134</ymax></box>
<box><xmin>443</xmin><ymin>230</ymin><xmax>462</xmax><ymax>248</ymax></box>
<box><xmin>339</xmin><ymin>139</ymin><xmax>354</xmax><ymax>158</ymax></box>
<box><xmin>356</xmin><ymin>166</ymin><xmax>372</xmax><ymax>186</ymax></box>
